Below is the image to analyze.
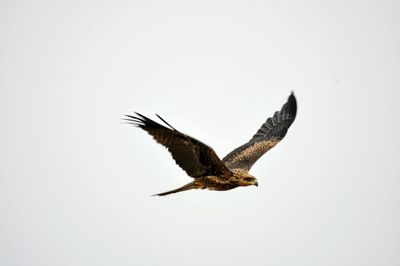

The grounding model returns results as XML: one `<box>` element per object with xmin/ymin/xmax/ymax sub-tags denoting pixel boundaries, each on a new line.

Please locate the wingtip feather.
<box><xmin>155</xmin><ymin>113</ymin><xmax>178</xmax><ymax>131</ymax></box>
<box><xmin>285</xmin><ymin>91</ymin><xmax>297</xmax><ymax>118</ymax></box>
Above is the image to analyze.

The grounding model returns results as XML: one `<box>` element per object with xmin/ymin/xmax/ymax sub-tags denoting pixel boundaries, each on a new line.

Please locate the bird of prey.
<box><xmin>125</xmin><ymin>92</ymin><xmax>297</xmax><ymax>196</ymax></box>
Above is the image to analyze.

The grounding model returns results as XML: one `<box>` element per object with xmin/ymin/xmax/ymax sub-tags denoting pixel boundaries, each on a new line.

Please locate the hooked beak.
<box><xmin>254</xmin><ymin>181</ymin><xmax>258</xmax><ymax>187</ymax></box>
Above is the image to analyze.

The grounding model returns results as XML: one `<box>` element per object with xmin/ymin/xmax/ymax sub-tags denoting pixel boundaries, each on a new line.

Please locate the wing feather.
<box><xmin>222</xmin><ymin>92</ymin><xmax>297</xmax><ymax>171</ymax></box>
<box><xmin>124</xmin><ymin>113</ymin><xmax>231</xmax><ymax>178</ymax></box>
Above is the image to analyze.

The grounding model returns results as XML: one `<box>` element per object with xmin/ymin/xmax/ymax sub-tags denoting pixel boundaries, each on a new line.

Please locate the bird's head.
<box><xmin>237</xmin><ymin>172</ymin><xmax>258</xmax><ymax>187</ymax></box>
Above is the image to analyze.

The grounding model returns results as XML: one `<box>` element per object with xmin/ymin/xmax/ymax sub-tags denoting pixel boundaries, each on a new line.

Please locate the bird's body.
<box><xmin>125</xmin><ymin>92</ymin><xmax>297</xmax><ymax>196</ymax></box>
<box><xmin>157</xmin><ymin>169</ymin><xmax>256</xmax><ymax>196</ymax></box>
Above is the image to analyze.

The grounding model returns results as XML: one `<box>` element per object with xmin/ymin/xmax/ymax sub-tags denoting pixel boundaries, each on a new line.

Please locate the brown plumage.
<box><xmin>124</xmin><ymin>92</ymin><xmax>297</xmax><ymax>196</ymax></box>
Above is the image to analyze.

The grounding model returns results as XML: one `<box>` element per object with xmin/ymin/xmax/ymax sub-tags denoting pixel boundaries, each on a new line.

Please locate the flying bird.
<box><xmin>125</xmin><ymin>92</ymin><xmax>297</xmax><ymax>196</ymax></box>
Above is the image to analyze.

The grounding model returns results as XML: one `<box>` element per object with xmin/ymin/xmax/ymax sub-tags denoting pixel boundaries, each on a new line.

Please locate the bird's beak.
<box><xmin>254</xmin><ymin>181</ymin><xmax>258</xmax><ymax>187</ymax></box>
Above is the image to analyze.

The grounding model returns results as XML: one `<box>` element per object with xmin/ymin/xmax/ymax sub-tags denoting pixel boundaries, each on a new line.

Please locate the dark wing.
<box><xmin>222</xmin><ymin>92</ymin><xmax>297</xmax><ymax>171</ymax></box>
<box><xmin>124</xmin><ymin>113</ymin><xmax>232</xmax><ymax>178</ymax></box>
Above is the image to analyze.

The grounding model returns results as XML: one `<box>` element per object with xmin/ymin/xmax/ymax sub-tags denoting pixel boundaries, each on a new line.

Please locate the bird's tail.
<box><xmin>152</xmin><ymin>182</ymin><xmax>196</xmax><ymax>196</ymax></box>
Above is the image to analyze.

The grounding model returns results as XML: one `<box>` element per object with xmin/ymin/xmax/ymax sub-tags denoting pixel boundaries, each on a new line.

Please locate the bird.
<box><xmin>124</xmin><ymin>92</ymin><xmax>297</xmax><ymax>196</ymax></box>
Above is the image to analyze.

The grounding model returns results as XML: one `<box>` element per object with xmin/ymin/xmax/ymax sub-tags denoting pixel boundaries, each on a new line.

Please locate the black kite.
<box><xmin>125</xmin><ymin>92</ymin><xmax>297</xmax><ymax>196</ymax></box>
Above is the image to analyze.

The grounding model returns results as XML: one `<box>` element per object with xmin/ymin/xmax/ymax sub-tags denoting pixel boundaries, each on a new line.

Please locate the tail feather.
<box><xmin>153</xmin><ymin>182</ymin><xmax>196</xmax><ymax>196</ymax></box>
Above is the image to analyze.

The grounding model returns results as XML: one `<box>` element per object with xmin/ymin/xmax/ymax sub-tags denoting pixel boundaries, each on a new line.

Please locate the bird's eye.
<box><xmin>244</xmin><ymin>177</ymin><xmax>253</xmax><ymax>182</ymax></box>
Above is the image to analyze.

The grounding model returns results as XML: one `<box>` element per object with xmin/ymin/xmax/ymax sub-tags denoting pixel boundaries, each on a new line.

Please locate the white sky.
<box><xmin>1</xmin><ymin>0</ymin><xmax>399</xmax><ymax>265</ymax></box>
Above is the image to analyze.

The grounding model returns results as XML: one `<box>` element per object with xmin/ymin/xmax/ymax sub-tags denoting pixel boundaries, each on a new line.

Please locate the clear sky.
<box><xmin>1</xmin><ymin>0</ymin><xmax>399</xmax><ymax>265</ymax></box>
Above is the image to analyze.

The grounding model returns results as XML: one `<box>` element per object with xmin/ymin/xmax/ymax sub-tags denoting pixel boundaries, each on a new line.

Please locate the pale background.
<box><xmin>1</xmin><ymin>0</ymin><xmax>399</xmax><ymax>265</ymax></box>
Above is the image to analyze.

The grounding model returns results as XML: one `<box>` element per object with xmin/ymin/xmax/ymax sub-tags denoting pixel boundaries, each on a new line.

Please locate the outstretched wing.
<box><xmin>222</xmin><ymin>92</ymin><xmax>297</xmax><ymax>171</ymax></box>
<box><xmin>124</xmin><ymin>113</ymin><xmax>231</xmax><ymax>178</ymax></box>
